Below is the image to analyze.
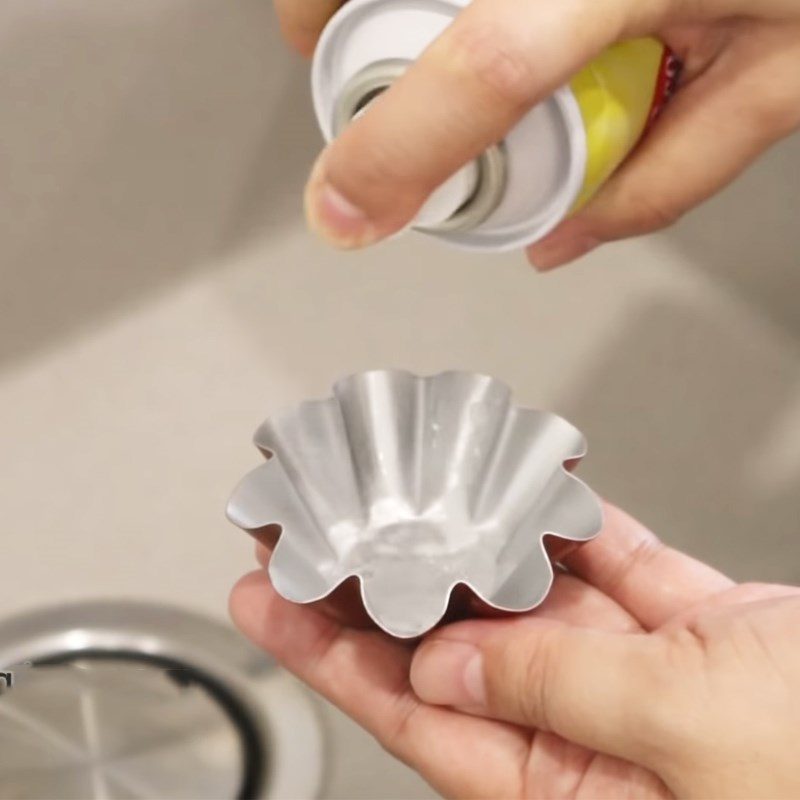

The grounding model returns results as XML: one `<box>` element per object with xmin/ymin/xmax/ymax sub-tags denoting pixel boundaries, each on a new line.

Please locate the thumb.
<box><xmin>411</xmin><ymin>618</ymin><xmax>672</xmax><ymax>765</ymax></box>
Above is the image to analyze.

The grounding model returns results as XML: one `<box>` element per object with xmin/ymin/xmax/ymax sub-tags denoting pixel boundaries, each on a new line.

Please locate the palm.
<box><xmin>230</xmin><ymin>504</ymin><xmax>789</xmax><ymax>798</ymax></box>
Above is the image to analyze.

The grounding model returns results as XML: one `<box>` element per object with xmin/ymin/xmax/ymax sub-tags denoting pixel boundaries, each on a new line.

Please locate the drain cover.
<box><xmin>0</xmin><ymin>603</ymin><xmax>324</xmax><ymax>800</ymax></box>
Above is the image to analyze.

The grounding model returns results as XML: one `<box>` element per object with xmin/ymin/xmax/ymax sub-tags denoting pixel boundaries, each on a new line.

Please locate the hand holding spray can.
<box><xmin>312</xmin><ymin>0</ymin><xmax>680</xmax><ymax>252</ymax></box>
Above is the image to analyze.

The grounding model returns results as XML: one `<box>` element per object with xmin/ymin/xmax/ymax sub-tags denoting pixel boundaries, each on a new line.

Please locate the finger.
<box><xmin>662</xmin><ymin>581</ymin><xmax>800</xmax><ymax>628</ymax></box>
<box><xmin>230</xmin><ymin>570</ymin><xmax>532</xmax><ymax>798</ymax></box>
<box><xmin>305</xmin><ymin>0</ymin><xmax>666</xmax><ymax>248</ymax></box>
<box><xmin>665</xmin><ymin>0</ymin><xmax>800</xmax><ymax>22</ymax></box>
<box><xmin>528</xmin><ymin>22</ymin><xmax>800</xmax><ymax>268</ymax></box>
<box><xmin>410</xmin><ymin>617</ymin><xmax>670</xmax><ymax>766</ymax></box>
<box><xmin>273</xmin><ymin>0</ymin><xmax>344</xmax><ymax>57</ymax></box>
<box><xmin>410</xmin><ymin>572</ymin><xmax>642</xmax><ymax>720</ymax></box>
<box><xmin>563</xmin><ymin>503</ymin><xmax>734</xmax><ymax>630</ymax></box>
<box><xmin>533</xmin><ymin>572</ymin><xmax>641</xmax><ymax>632</ymax></box>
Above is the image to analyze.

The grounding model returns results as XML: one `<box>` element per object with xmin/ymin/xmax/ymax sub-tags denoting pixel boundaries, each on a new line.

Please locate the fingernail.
<box><xmin>305</xmin><ymin>162</ymin><xmax>376</xmax><ymax>248</ymax></box>
<box><xmin>528</xmin><ymin>228</ymin><xmax>601</xmax><ymax>271</ymax></box>
<box><xmin>410</xmin><ymin>641</ymin><xmax>486</xmax><ymax>707</ymax></box>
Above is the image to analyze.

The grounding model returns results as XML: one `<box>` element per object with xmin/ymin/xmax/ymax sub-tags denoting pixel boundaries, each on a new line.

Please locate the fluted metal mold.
<box><xmin>227</xmin><ymin>371</ymin><xmax>603</xmax><ymax>638</ymax></box>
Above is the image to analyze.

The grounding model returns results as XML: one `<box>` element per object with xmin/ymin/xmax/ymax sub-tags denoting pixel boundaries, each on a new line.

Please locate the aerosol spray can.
<box><xmin>312</xmin><ymin>0</ymin><xmax>680</xmax><ymax>252</ymax></box>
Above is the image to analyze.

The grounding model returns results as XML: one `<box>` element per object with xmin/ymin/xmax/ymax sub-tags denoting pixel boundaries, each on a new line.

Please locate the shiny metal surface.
<box><xmin>332</xmin><ymin>60</ymin><xmax>507</xmax><ymax>234</ymax></box>
<box><xmin>227</xmin><ymin>370</ymin><xmax>603</xmax><ymax>638</ymax></box>
<box><xmin>331</xmin><ymin>58</ymin><xmax>409</xmax><ymax>136</ymax></box>
<box><xmin>0</xmin><ymin>603</ymin><xmax>325</xmax><ymax>800</ymax></box>
<box><xmin>417</xmin><ymin>143</ymin><xmax>507</xmax><ymax>235</ymax></box>
<box><xmin>0</xmin><ymin>657</ymin><xmax>244</xmax><ymax>800</ymax></box>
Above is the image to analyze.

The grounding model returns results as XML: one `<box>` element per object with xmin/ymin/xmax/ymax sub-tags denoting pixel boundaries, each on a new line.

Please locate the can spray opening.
<box><xmin>332</xmin><ymin>60</ymin><xmax>507</xmax><ymax>234</ymax></box>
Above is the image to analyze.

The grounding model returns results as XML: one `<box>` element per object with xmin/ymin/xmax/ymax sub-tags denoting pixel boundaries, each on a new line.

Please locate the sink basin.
<box><xmin>0</xmin><ymin>2</ymin><xmax>798</xmax><ymax>797</ymax></box>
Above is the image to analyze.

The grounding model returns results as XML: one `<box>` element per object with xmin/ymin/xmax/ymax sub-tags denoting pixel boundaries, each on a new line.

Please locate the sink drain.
<box><xmin>0</xmin><ymin>602</ymin><xmax>324</xmax><ymax>800</ymax></box>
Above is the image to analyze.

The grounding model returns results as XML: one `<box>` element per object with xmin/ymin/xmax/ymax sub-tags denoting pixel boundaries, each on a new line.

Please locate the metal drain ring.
<box><xmin>0</xmin><ymin>602</ymin><xmax>325</xmax><ymax>800</ymax></box>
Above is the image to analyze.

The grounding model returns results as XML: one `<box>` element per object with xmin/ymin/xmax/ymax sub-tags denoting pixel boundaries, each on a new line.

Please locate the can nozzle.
<box><xmin>333</xmin><ymin>59</ymin><xmax>507</xmax><ymax>236</ymax></box>
<box><xmin>413</xmin><ymin>162</ymin><xmax>480</xmax><ymax>228</ymax></box>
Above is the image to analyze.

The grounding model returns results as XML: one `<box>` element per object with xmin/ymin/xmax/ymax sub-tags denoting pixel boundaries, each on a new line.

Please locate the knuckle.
<box><xmin>523</xmin><ymin>641</ymin><xmax>554</xmax><ymax>728</ymax></box>
<box><xmin>442</xmin><ymin>20</ymin><xmax>536</xmax><ymax>108</ymax></box>
<box><xmin>592</xmin><ymin>174</ymin><xmax>687</xmax><ymax>239</ymax></box>
<box><xmin>381</xmin><ymin>693</ymin><xmax>424</xmax><ymax>762</ymax></box>
<box><xmin>498</xmin><ymin>629</ymin><xmax>560</xmax><ymax>729</ymax></box>
<box><xmin>603</xmin><ymin>533</ymin><xmax>666</xmax><ymax>596</ymax></box>
<box><xmin>628</xmin><ymin>535</ymin><xmax>667</xmax><ymax>572</ymax></box>
<box><xmin>624</xmin><ymin>187</ymin><xmax>684</xmax><ymax>233</ymax></box>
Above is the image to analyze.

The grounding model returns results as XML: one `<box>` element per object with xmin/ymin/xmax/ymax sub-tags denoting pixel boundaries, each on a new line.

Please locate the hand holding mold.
<box><xmin>275</xmin><ymin>0</ymin><xmax>800</xmax><ymax>265</ymax></box>
<box><xmin>231</xmin><ymin>502</ymin><xmax>800</xmax><ymax>799</ymax></box>
<box><xmin>228</xmin><ymin>371</ymin><xmax>800</xmax><ymax>798</ymax></box>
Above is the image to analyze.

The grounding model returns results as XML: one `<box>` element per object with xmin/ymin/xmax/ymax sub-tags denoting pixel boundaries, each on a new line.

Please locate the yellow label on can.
<box><xmin>570</xmin><ymin>38</ymin><xmax>678</xmax><ymax>210</ymax></box>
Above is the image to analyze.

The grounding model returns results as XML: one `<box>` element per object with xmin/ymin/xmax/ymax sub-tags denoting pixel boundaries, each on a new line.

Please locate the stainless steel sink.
<box><xmin>0</xmin><ymin>602</ymin><xmax>324</xmax><ymax>800</ymax></box>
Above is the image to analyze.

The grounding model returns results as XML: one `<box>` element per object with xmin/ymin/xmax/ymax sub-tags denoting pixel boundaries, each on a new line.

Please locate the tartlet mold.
<box><xmin>227</xmin><ymin>370</ymin><xmax>603</xmax><ymax>638</ymax></box>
